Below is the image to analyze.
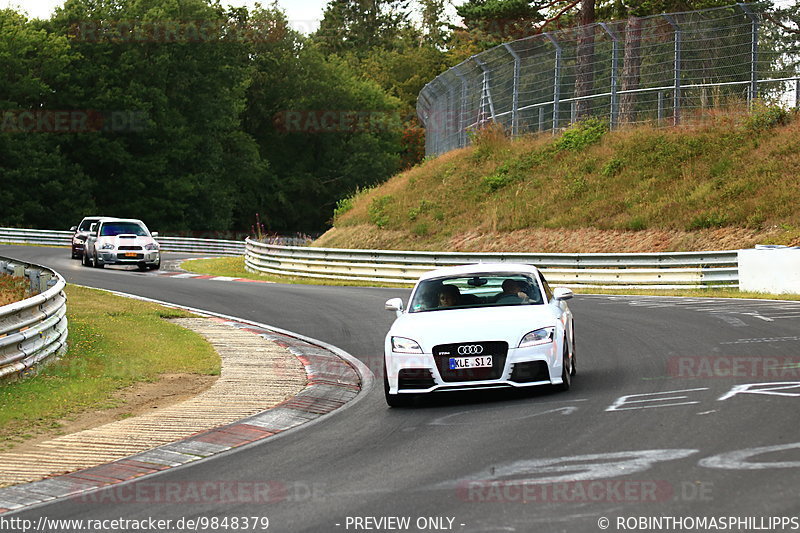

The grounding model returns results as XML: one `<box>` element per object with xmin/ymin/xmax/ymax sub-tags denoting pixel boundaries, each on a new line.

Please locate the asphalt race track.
<box><xmin>3</xmin><ymin>244</ymin><xmax>800</xmax><ymax>533</ymax></box>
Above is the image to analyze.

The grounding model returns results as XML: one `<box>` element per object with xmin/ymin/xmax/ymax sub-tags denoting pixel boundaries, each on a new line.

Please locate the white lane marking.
<box><xmin>699</xmin><ymin>442</ymin><xmax>800</xmax><ymax>470</ymax></box>
<box><xmin>429</xmin><ymin>401</ymin><xmax>586</xmax><ymax>426</ymax></box>
<box><xmin>717</xmin><ymin>382</ymin><xmax>800</xmax><ymax>401</ymax></box>
<box><xmin>435</xmin><ymin>449</ymin><xmax>699</xmax><ymax>488</ymax></box>
<box><xmin>606</xmin><ymin>388</ymin><xmax>709</xmax><ymax>412</ymax></box>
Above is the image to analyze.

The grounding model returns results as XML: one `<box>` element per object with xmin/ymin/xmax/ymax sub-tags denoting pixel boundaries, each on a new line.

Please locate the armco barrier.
<box><xmin>0</xmin><ymin>257</ymin><xmax>68</xmax><ymax>381</ymax></box>
<box><xmin>244</xmin><ymin>238</ymin><xmax>739</xmax><ymax>289</ymax></box>
<box><xmin>0</xmin><ymin>227</ymin><xmax>245</xmax><ymax>255</ymax></box>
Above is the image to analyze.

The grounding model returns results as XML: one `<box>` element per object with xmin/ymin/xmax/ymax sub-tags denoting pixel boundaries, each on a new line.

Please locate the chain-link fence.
<box><xmin>417</xmin><ymin>3</ymin><xmax>799</xmax><ymax>156</ymax></box>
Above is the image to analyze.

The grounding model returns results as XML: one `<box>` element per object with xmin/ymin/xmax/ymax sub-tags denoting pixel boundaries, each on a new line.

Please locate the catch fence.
<box><xmin>417</xmin><ymin>3</ymin><xmax>799</xmax><ymax>155</ymax></box>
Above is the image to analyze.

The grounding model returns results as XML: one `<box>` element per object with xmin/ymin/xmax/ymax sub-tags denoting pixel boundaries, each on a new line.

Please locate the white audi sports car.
<box><xmin>383</xmin><ymin>263</ymin><xmax>575</xmax><ymax>407</ymax></box>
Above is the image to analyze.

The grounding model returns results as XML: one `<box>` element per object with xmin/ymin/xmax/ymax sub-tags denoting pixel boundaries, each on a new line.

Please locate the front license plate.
<box><xmin>449</xmin><ymin>355</ymin><xmax>493</xmax><ymax>370</ymax></box>
<box><xmin>124</xmin><ymin>253</ymin><xmax>138</xmax><ymax>257</ymax></box>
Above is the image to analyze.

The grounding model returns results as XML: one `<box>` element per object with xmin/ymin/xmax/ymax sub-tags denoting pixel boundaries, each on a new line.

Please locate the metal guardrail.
<box><xmin>0</xmin><ymin>257</ymin><xmax>68</xmax><ymax>382</ymax></box>
<box><xmin>0</xmin><ymin>227</ymin><xmax>245</xmax><ymax>256</ymax></box>
<box><xmin>245</xmin><ymin>238</ymin><xmax>739</xmax><ymax>289</ymax></box>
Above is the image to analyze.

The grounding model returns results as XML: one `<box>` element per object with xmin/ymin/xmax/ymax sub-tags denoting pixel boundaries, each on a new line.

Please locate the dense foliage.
<box><xmin>0</xmin><ymin>0</ymin><xmax>786</xmax><ymax>234</ymax></box>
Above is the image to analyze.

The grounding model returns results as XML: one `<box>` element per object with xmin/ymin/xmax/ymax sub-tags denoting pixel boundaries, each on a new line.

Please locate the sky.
<box><xmin>4</xmin><ymin>0</ymin><xmax>331</xmax><ymax>31</ymax></box>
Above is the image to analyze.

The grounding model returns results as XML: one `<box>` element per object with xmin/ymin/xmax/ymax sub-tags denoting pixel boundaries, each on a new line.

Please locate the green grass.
<box><xmin>0</xmin><ymin>275</ymin><xmax>28</xmax><ymax>306</ymax></box>
<box><xmin>318</xmin><ymin>105</ymin><xmax>800</xmax><ymax>251</ymax></box>
<box><xmin>0</xmin><ymin>285</ymin><xmax>220</xmax><ymax>449</ymax></box>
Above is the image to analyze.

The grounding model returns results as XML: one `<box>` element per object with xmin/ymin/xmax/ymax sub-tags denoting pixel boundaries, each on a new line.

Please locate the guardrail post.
<box><xmin>663</xmin><ymin>15</ymin><xmax>681</xmax><ymax>126</ymax></box>
<box><xmin>544</xmin><ymin>32</ymin><xmax>562</xmax><ymax>133</ymax></box>
<box><xmin>599</xmin><ymin>22</ymin><xmax>620</xmax><ymax>129</ymax></box>
<box><xmin>12</xmin><ymin>264</ymin><xmax>24</xmax><ymax>278</ymax></box>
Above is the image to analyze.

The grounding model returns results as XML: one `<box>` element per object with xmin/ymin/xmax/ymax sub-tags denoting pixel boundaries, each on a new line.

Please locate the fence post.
<box><xmin>474</xmin><ymin>57</ymin><xmax>496</xmax><ymax>126</ymax></box>
<box><xmin>658</xmin><ymin>91</ymin><xmax>665</xmax><ymax>124</ymax></box>
<box><xmin>544</xmin><ymin>32</ymin><xmax>562</xmax><ymax>133</ymax></box>
<box><xmin>663</xmin><ymin>15</ymin><xmax>681</xmax><ymax>126</ymax></box>
<box><xmin>503</xmin><ymin>43</ymin><xmax>521</xmax><ymax>136</ymax></box>
<box><xmin>452</xmin><ymin>66</ymin><xmax>468</xmax><ymax>149</ymax></box>
<box><xmin>796</xmin><ymin>79</ymin><xmax>800</xmax><ymax>109</ymax></box>
<box><xmin>600</xmin><ymin>22</ymin><xmax>620</xmax><ymax>129</ymax></box>
<box><xmin>538</xmin><ymin>107</ymin><xmax>544</xmax><ymax>132</ymax></box>
<box><xmin>738</xmin><ymin>3</ymin><xmax>759</xmax><ymax>105</ymax></box>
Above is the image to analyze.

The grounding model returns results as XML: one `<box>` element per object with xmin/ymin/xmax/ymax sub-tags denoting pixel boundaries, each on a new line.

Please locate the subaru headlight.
<box><xmin>144</xmin><ymin>243</ymin><xmax>159</xmax><ymax>250</ymax></box>
<box><xmin>391</xmin><ymin>337</ymin><xmax>423</xmax><ymax>354</ymax></box>
<box><xmin>100</xmin><ymin>243</ymin><xmax>115</xmax><ymax>250</ymax></box>
<box><xmin>519</xmin><ymin>327</ymin><xmax>555</xmax><ymax>348</ymax></box>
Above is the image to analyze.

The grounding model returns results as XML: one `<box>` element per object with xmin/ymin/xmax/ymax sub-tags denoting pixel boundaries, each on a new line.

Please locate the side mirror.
<box><xmin>70</xmin><ymin>226</ymin><xmax>77</xmax><ymax>232</ymax></box>
<box><xmin>152</xmin><ymin>232</ymin><xmax>159</xmax><ymax>238</ymax></box>
<box><xmin>553</xmin><ymin>287</ymin><xmax>574</xmax><ymax>301</ymax></box>
<box><xmin>385</xmin><ymin>298</ymin><xmax>404</xmax><ymax>317</ymax></box>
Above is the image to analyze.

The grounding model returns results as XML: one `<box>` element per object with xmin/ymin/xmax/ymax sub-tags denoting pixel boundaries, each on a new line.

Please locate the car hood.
<box><xmin>98</xmin><ymin>234</ymin><xmax>156</xmax><ymax>247</ymax></box>
<box><xmin>388</xmin><ymin>305</ymin><xmax>558</xmax><ymax>351</ymax></box>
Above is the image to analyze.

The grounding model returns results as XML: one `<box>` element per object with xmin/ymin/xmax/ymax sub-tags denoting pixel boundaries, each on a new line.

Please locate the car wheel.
<box><xmin>384</xmin><ymin>363</ymin><xmax>413</xmax><ymax>408</ymax></box>
<box><xmin>570</xmin><ymin>328</ymin><xmax>577</xmax><ymax>377</ymax></box>
<box><xmin>92</xmin><ymin>252</ymin><xmax>104</xmax><ymax>268</ymax></box>
<box><xmin>81</xmin><ymin>251</ymin><xmax>90</xmax><ymax>267</ymax></box>
<box><xmin>137</xmin><ymin>262</ymin><xmax>148</xmax><ymax>272</ymax></box>
<box><xmin>557</xmin><ymin>341</ymin><xmax>572</xmax><ymax>392</ymax></box>
<box><xmin>148</xmin><ymin>260</ymin><xmax>161</xmax><ymax>271</ymax></box>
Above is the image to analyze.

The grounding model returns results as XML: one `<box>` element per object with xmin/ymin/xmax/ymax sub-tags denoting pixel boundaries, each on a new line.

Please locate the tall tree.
<box><xmin>315</xmin><ymin>0</ymin><xmax>411</xmax><ymax>56</ymax></box>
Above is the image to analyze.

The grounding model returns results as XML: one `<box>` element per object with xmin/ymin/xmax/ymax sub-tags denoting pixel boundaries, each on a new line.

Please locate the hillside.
<box><xmin>315</xmin><ymin>107</ymin><xmax>800</xmax><ymax>253</ymax></box>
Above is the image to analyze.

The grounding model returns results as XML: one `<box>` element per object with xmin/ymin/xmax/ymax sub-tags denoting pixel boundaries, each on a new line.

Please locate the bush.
<box><xmin>745</xmin><ymin>102</ymin><xmax>790</xmax><ymax>132</ymax></box>
<box><xmin>368</xmin><ymin>195</ymin><xmax>394</xmax><ymax>228</ymax></box>
<box><xmin>555</xmin><ymin>117</ymin><xmax>608</xmax><ymax>152</ymax></box>
<box><xmin>469</xmin><ymin>123</ymin><xmax>509</xmax><ymax>161</ymax></box>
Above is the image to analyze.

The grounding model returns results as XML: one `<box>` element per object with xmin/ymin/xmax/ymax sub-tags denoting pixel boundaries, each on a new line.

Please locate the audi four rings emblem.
<box><xmin>457</xmin><ymin>345</ymin><xmax>484</xmax><ymax>355</ymax></box>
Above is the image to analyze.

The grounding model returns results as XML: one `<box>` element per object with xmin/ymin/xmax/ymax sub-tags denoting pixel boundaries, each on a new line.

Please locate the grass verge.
<box><xmin>0</xmin><ymin>275</ymin><xmax>28</xmax><ymax>306</ymax></box>
<box><xmin>0</xmin><ymin>285</ymin><xmax>220</xmax><ymax>450</ymax></box>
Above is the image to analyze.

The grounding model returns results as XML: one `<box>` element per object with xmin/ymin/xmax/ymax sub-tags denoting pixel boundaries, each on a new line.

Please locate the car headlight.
<box><xmin>100</xmin><ymin>243</ymin><xmax>115</xmax><ymax>250</ymax></box>
<box><xmin>391</xmin><ymin>336</ymin><xmax>423</xmax><ymax>354</ymax></box>
<box><xmin>519</xmin><ymin>327</ymin><xmax>555</xmax><ymax>348</ymax></box>
<box><xmin>144</xmin><ymin>243</ymin><xmax>159</xmax><ymax>250</ymax></box>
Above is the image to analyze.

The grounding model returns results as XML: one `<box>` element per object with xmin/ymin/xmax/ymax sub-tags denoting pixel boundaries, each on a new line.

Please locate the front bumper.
<box><xmin>385</xmin><ymin>343</ymin><xmax>562</xmax><ymax>395</ymax></box>
<box><xmin>98</xmin><ymin>250</ymin><xmax>160</xmax><ymax>265</ymax></box>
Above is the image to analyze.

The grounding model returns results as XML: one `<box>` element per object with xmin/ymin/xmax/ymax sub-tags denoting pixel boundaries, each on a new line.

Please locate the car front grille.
<box><xmin>433</xmin><ymin>341</ymin><xmax>508</xmax><ymax>382</ymax></box>
<box><xmin>118</xmin><ymin>246</ymin><xmax>143</xmax><ymax>251</ymax></box>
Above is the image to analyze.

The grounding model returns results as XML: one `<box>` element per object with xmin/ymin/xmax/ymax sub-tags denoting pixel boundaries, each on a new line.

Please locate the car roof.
<box><xmin>417</xmin><ymin>262</ymin><xmax>540</xmax><ymax>281</ymax></box>
<box><xmin>98</xmin><ymin>218</ymin><xmax>146</xmax><ymax>225</ymax></box>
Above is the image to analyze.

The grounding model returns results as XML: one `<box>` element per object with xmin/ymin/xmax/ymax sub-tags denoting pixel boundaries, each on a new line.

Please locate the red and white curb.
<box><xmin>0</xmin><ymin>297</ymin><xmax>372</xmax><ymax>514</ymax></box>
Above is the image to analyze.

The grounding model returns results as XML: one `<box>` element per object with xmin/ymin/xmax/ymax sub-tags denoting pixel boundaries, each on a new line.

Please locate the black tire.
<box><xmin>148</xmin><ymin>260</ymin><xmax>161</xmax><ymax>271</ymax></box>
<box><xmin>570</xmin><ymin>327</ymin><xmax>577</xmax><ymax>377</ymax></box>
<box><xmin>137</xmin><ymin>262</ymin><xmax>148</xmax><ymax>272</ymax></box>
<box><xmin>557</xmin><ymin>341</ymin><xmax>572</xmax><ymax>392</ymax></box>
<box><xmin>92</xmin><ymin>252</ymin><xmax>104</xmax><ymax>268</ymax></box>
<box><xmin>81</xmin><ymin>251</ymin><xmax>91</xmax><ymax>267</ymax></box>
<box><xmin>384</xmin><ymin>363</ymin><xmax>413</xmax><ymax>408</ymax></box>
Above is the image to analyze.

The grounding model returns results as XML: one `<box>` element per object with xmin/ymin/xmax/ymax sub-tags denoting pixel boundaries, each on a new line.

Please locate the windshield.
<box><xmin>100</xmin><ymin>222</ymin><xmax>148</xmax><ymax>237</ymax></box>
<box><xmin>408</xmin><ymin>273</ymin><xmax>544</xmax><ymax>312</ymax></box>
<box><xmin>78</xmin><ymin>218</ymin><xmax>100</xmax><ymax>231</ymax></box>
